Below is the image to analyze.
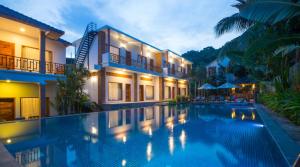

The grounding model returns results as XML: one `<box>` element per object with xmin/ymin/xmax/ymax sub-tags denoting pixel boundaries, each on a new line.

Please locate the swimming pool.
<box><xmin>0</xmin><ymin>104</ymin><xmax>288</xmax><ymax>167</ymax></box>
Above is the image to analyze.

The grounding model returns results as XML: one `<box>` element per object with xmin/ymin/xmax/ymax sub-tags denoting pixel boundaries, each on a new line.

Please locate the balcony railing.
<box><xmin>165</xmin><ymin>66</ymin><xmax>188</xmax><ymax>78</ymax></box>
<box><xmin>109</xmin><ymin>53</ymin><xmax>162</xmax><ymax>73</ymax></box>
<box><xmin>0</xmin><ymin>54</ymin><xmax>65</xmax><ymax>74</ymax></box>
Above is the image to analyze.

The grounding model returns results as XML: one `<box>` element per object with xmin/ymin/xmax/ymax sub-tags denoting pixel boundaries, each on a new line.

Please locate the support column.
<box><xmin>98</xmin><ymin>68</ymin><xmax>106</xmax><ymax>104</ymax></box>
<box><xmin>98</xmin><ymin>31</ymin><xmax>106</xmax><ymax>64</ymax></box>
<box><xmin>159</xmin><ymin>77</ymin><xmax>163</xmax><ymax>101</ymax></box>
<box><xmin>134</xmin><ymin>73</ymin><xmax>138</xmax><ymax>102</ymax></box>
<box><xmin>175</xmin><ymin>79</ymin><xmax>178</xmax><ymax>98</ymax></box>
<box><xmin>39</xmin><ymin>31</ymin><xmax>46</xmax><ymax>74</ymax></box>
<box><xmin>161</xmin><ymin>78</ymin><xmax>165</xmax><ymax>100</ymax></box>
<box><xmin>40</xmin><ymin>83</ymin><xmax>46</xmax><ymax>117</ymax></box>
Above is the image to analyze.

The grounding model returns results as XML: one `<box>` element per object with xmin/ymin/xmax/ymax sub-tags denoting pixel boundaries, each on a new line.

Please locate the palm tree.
<box><xmin>55</xmin><ymin>65</ymin><xmax>98</xmax><ymax>115</ymax></box>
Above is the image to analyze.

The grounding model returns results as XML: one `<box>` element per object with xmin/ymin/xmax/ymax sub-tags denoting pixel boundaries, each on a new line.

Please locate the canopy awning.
<box><xmin>218</xmin><ymin>82</ymin><xmax>240</xmax><ymax>89</ymax></box>
<box><xmin>198</xmin><ymin>83</ymin><xmax>216</xmax><ymax>90</ymax></box>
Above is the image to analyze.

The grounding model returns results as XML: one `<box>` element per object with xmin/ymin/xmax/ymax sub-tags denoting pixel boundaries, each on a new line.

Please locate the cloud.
<box><xmin>1</xmin><ymin>0</ymin><xmax>241</xmax><ymax>54</ymax></box>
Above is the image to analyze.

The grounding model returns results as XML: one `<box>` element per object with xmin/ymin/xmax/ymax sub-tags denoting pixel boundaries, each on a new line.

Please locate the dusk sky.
<box><xmin>1</xmin><ymin>0</ymin><xmax>241</xmax><ymax>56</ymax></box>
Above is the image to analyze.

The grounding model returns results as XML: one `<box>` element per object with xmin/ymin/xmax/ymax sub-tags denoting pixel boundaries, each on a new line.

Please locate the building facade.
<box><xmin>74</xmin><ymin>25</ymin><xmax>192</xmax><ymax>109</ymax></box>
<box><xmin>0</xmin><ymin>5</ymin><xmax>70</xmax><ymax>121</ymax></box>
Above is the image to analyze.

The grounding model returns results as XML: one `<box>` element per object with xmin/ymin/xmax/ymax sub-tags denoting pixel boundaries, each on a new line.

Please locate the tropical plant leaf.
<box><xmin>214</xmin><ymin>13</ymin><xmax>254</xmax><ymax>36</ymax></box>
<box><xmin>236</xmin><ymin>0</ymin><xmax>300</xmax><ymax>25</ymax></box>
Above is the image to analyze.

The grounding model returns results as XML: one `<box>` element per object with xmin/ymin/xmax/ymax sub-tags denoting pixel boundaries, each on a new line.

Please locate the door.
<box><xmin>172</xmin><ymin>87</ymin><xmax>175</xmax><ymax>99</ymax></box>
<box><xmin>150</xmin><ymin>59</ymin><xmax>154</xmax><ymax>71</ymax></box>
<box><xmin>0</xmin><ymin>40</ymin><xmax>15</xmax><ymax>70</ymax></box>
<box><xmin>125</xmin><ymin>84</ymin><xmax>131</xmax><ymax>102</ymax></box>
<box><xmin>172</xmin><ymin>64</ymin><xmax>175</xmax><ymax>74</ymax></box>
<box><xmin>139</xmin><ymin>85</ymin><xmax>144</xmax><ymax>101</ymax></box>
<box><xmin>126</xmin><ymin>51</ymin><xmax>132</xmax><ymax>66</ymax></box>
<box><xmin>0</xmin><ymin>98</ymin><xmax>15</xmax><ymax>121</ymax></box>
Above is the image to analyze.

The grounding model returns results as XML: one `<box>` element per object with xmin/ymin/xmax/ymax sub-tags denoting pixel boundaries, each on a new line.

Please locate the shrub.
<box><xmin>259</xmin><ymin>91</ymin><xmax>300</xmax><ymax>125</ymax></box>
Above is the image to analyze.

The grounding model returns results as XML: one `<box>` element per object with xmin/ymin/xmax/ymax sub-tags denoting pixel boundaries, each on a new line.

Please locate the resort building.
<box><xmin>0</xmin><ymin>5</ymin><xmax>70</xmax><ymax>121</ymax></box>
<box><xmin>73</xmin><ymin>24</ymin><xmax>192</xmax><ymax>109</ymax></box>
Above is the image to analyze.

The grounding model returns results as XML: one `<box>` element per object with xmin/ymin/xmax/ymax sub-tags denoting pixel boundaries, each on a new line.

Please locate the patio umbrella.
<box><xmin>217</xmin><ymin>82</ymin><xmax>240</xmax><ymax>97</ymax></box>
<box><xmin>217</xmin><ymin>82</ymin><xmax>240</xmax><ymax>89</ymax></box>
<box><xmin>198</xmin><ymin>83</ymin><xmax>216</xmax><ymax>90</ymax></box>
<box><xmin>198</xmin><ymin>83</ymin><xmax>216</xmax><ymax>99</ymax></box>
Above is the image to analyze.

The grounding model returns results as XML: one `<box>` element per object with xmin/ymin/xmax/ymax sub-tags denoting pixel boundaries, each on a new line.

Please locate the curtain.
<box><xmin>108</xmin><ymin>82</ymin><xmax>122</xmax><ymax>101</ymax></box>
<box><xmin>164</xmin><ymin>86</ymin><xmax>172</xmax><ymax>99</ymax></box>
<box><xmin>145</xmin><ymin>85</ymin><xmax>154</xmax><ymax>100</ymax></box>
<box><xmin>21</xmin><ymin>98</ymin><xmax>40</xmax><ymax>119</ymax></box>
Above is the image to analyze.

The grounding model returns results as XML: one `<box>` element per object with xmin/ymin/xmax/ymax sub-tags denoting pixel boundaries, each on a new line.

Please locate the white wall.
<box><xmin>85</xmin><ymin>75</ymin><xmax>98</xmax><ymax>103</ymax></box>
<box><xmin>86</xmin><ymin>35</ymin><xmax>98</xmax><ymax>70</ymax></box>
<box><xmin>0</xmin><ymin>29</ymin><xmax>66</xmax><ymax>64</ymax></box>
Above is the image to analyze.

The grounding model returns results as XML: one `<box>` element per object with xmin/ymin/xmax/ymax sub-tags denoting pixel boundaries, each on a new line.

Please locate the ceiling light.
<box><xmin>20</xmin><ymin>27</ymin><xmax>26</xmax><ymax>32</ymax></box>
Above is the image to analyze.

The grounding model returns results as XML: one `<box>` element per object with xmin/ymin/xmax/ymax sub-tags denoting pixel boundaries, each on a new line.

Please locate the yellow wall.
<box><xmin>0</xmin><ymin>81</ymin><xmax>39</xmax><ymax>118</ymax></box>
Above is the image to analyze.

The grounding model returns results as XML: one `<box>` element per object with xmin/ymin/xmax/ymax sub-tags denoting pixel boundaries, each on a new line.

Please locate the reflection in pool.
<box><xmin>0</xmin><ymin>104</ymin><xmax>288</xmax><ymax>167</ymax></box>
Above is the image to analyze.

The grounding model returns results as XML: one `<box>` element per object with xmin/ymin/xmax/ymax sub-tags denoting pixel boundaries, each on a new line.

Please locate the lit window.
<box><xmin>145</xmin><ymin>85</ymin><xmax>154</xmax><ymax>100</ymax></box>
<box><xmin>108</xmin><ymin>82</ymin><xmax>122</xmax><ymax>101</ymax></box>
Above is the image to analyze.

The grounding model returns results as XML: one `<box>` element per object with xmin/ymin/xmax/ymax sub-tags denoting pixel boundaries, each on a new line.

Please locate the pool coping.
<box><xmin>0</xmin><ymin>142</ymin><xmax>21</xmax><ymax>167</ymax></box>
<box><xmin>255</xmin><ymin>104</ymin><xmax>300</xmax><ymax>166</ymax></box>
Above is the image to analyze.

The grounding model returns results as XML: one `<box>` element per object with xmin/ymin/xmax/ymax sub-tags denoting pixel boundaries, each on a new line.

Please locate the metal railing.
<box><xmin>109</xmin><ymin>53</ymin><xmax>162</xmax><ymax>73</ymax></box>
<box><xmin>107</xmin><ymin>44</ymin><xmax>162</xmax><ymax>73</ymax></box>
<box><xmin>0</xmin><ymin>54</ymin><xmax>65</xmax><ymax>74</ymax></box>
<box><xmin>166</xmin><ymin>66</ymin><xmax>188</xmax><ymax>78</ymax></box>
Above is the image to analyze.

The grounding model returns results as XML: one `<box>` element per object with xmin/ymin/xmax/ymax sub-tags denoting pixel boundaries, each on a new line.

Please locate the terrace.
<box><xmin>103</xmin><ymin>45</ymin><xmax>162</xmax><ymax>75</ymax></box>
<box><xmin>0</xmin><ymin>54</ymin><xmax>65</xmax><ymax>74</ymax></box>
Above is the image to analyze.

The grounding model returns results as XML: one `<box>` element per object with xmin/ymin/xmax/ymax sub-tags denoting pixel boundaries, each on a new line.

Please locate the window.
<box><xmin>208</xmin><ymin>67</ymin><xmax>216</xmax><ymax>77</ymax></box>
<box><xmin>22</xmin><ymin>46</ymin><xmax>52</xmax><ymax>62</ymax></box>
<box><xmin>145</xmin><ymin>85</ymin><xmax>154</xmax><ymax>100</ymax></box>
<box><xmin>164</xmin><ymin>86</ymin><xmax>171</xmax><ymax>99</ymax></box>
<box><xmin>108</xmin><ymin>82</ymin><xmax>122</xmax><ymax>101</ymax></box>
<box><xmin>181</xmin><ymin>88</ymin><xmax>187</xmax><ymax>96</ymax></box>
<box><xmin>110</xmin><ymin>46</ymin><xmax>120</xmax><ymax>55</ymax></box>
<box><xmin>21</xmin><ymin>98</ymin><xmax>40</xmax><ymax>119</ymax></box>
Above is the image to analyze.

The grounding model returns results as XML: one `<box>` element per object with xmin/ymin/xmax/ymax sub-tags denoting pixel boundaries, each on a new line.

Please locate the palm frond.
<box><xmin>237</xmin><ymin>0</ymin><xmax>300</xmax><ymax>25</ymax></box>
<box><xmin>214</xmin><ymin>13</ymin><xmax>254</xmax><ymax>36</ymax></box>
<box><xmin>273</xmin><ymin>44</ymin><xmax>300</xmax><ymax>55</ymax></box>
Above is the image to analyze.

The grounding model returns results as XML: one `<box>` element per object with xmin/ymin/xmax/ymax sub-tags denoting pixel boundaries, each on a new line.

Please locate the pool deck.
<box><xmin>255</xmin><ymin>104</ymin><xmax>300</xmax><ymax>166</ymax></box>
<box><xmin>0</xmin><ymin>142</ymin><xmax>21</xmax><ymax>167</ymax></box>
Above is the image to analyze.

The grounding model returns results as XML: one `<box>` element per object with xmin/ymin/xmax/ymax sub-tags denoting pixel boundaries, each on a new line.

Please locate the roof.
<box><xmin>97</xmin><ymin>25</ymin><xmax>192</xmax><ymax>64</ymax></box>
<box><xmin>98</xmin><ymin>25</ymin><xmax>162</xmax><ymax>52</ymax></box>
<box><xmin>0</xmin><ymin>5</ymin><xmax>64</xmax><ymax>39</ymax></box>
<box><xmin>166</xmin><ymin>49</ymin><xmax>193</xmax><ymax>64</ymax></box>
<box><xmin>206</xmin><ymin>56</ymin><xmax>230</xmax><ymax>68</ymax></box>
<box><xmin>56</xmin><ymin>38</ymin><xmax>72</xmax><ymax>46</ymax></box>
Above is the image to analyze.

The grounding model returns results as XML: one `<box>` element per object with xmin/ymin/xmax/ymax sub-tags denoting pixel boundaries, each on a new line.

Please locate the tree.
<box><xmin>55</xmin><ymin>65</ymin><xmax>98</xmax><ymax>115</ymax></box>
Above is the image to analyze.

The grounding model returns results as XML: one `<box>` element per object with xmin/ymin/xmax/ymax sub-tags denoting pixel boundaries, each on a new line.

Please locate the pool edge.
<box><xmin>0</xmin><ymin>142</ymin><xmax>21</xmax><ymax>167</ymax></box>
<box><xmin>255</xmin><ymin>104</ymin><xmax>300</xmax><ymax>167</ymax></box>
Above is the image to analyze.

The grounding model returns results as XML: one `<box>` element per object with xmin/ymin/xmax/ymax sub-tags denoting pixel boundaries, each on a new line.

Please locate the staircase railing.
<box><xmin>75</xmin><ymin>22</ymin><xmax>97</xmax><ymax>65</ymax></box>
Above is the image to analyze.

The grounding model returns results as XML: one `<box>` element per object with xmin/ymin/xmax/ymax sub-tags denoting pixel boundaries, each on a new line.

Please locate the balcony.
<box><xmin>0</xmin><ymin>54</ymin><xmax>65</xmax><ymax>75</ymax></box>
<box><xmin>163</xmin><ymin>66</ymin><xmax>188</xmax><ymax>79</ymax></box>
<box><xmin>102</xmin><ymin>45</ymin><xmax>162</xmax><ymax>75</ymax></box>
<box><xmin>109</xmin><ymin>53</ymin><xmax>162</xmax><ymax>73</ymax></box>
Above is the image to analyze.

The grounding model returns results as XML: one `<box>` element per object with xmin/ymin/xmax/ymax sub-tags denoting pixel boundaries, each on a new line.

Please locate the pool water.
<box><xmin>1</xmin><ymin>104</ymin><xmax>288</xmax><ymax>167</ymax></box>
